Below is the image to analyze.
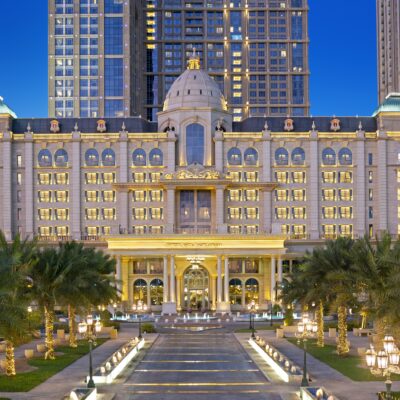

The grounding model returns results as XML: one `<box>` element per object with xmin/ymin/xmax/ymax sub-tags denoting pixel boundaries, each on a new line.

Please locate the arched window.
<box><xmin>229</xmin><ymin>278</ymin><xmax>242</xmax><ymax>305</ymax></box>
<box><xmin>132</xmin><ymin>148</ymin><xmax>146</xmax><ymax>166</ymax></box>
<box><xmin>85</xmin><ymin>149</ymin><xmax>99</xmax><ymax>167</ymax></box>
<box><xmin>322</xmin><ymin>147</ymin><xmax>336</xmax><ymax>166</ymax></box>
<box><xmin>275</xmin><ymin>147</ymin><xmax>289</xmax><ymax>166</ymax></box>
<box><xmin>150</xmin><ymin>279</ymin><xmax>163</xmax><ymax>306</ymax></box>
<box><xmin>149</xmin><ymin>148</ymin><xmax>163</xmax><ymax>166</ymax></box>
<box><xmin>227</xmin><ymin>147</ymin><xmax>242</xmax><ymax>165</ymax></box>
<box><xmin>245</xmin><ymin>278</ymin><xmax>259</xmax><ymax>304</ymax></box>
<box><xmin>54</xmin><ymin>149</ymin><xmax>68</xmax><ymax>167</ymax></box>
<box><xmin>133</xmin><ymin>279</ymin><xmax>147</xmax><ymax>303</ymax></box>
<box><xmin>186</xmin><ymin>123</ymin><xmax>204</xmax><ymax>165</ymax></box>
<box><xmin>38</xmin><ymin>149</ymin><xmax>52</xmax><ymax>167</ymax></box>
<box><xmin>244</xmin><ymin>148</ymin><xmax>258</xmax><ymax>166</ymax></box>
<box><xmin>338</xmin><ymin>148</ymin><xmax>353</xmax><ymax>165</ymax></box>
<box><xmin>291</xmin><ymin>147</ymin><xmax>305</xmax><ymax>165</ymax></box>
<box><xmin>102</xmin><ymin>148</ymin><xmax>116</xmax><ymax>166</ymax></box>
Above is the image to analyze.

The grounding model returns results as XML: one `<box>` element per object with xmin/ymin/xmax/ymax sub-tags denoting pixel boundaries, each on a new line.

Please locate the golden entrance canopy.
<box><xmin>107</xmin><ymin>234</ymin><xmax>287</xmax><ymax>256</ymax></box>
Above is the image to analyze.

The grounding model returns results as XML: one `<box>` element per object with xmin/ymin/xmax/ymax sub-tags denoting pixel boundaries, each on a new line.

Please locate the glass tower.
<box><xmin>144</xmin><ymin>0</ymin><xmax>310</xmax><ymax>121</ymax></box>
<box><xmin>48</xmin><ymin>0</ymin><xmax>144</xmax><ymax>118</ymax></box>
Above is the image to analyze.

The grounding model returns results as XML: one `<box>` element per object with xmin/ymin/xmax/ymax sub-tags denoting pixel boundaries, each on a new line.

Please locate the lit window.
<box><xmin>339</xmin><ymin>224</ymin><xmax>352</xmax><ymax>237</ymax></box>
<box><xmin>39</xmin><ymin>226</ymin><xmax>52</xmax><ymax>236</ymax></box>
<box><xmin>322</xmin><ymin>171</ymin><xmax>336</xmax><ymax>183</ymax></box>
<box><xmin>229</xmin><ymin>190</ymin><xmax>241</xmax><ymax>201</ymax></box>
<box><xmin>55</xmin><ymin>226</ymin><xmax>68</xmax><ymax>236</ymax></box>
<box><xmin>134</xmin><ymin>191</ymin><xmax>146</xmax><ymax>202</ymax></box>
<box><xmin>339</xmin><ymin>189</ymin><xmax>352</xmax><ymax>201</ymax></box>
<box><xmin>245</xmin><ymin>207</ymin><xmax>258</xmax><ymax>219</ymax></box>
<box><xmin>133</xmin><ymin>208</ymin><xmax>146</xmax><ymax>220</ymax></box>
<box><xmin>245</xmin><ymin>189</ymin><xmax>258</xmax><ymax>201</ymax></box>
<box><xmin>228</xmin><ymin>225</ymin><xmax>241</xmax><ymax>234</ymax></box>
<box><xmin>397</xmin><ymin>170</ymin><xmax>400</xmax><ymax>183</ymax></box>
<box><xmin>292</xmin><ymin>224</ymin><xmax>306</xmax><ymax>238</ymax></box>
<box><xmin>86</xmin><ymin>208</ymin><xmax>99</xmax><ymax>220</ymax></box>
<box><xmin>228</xmin><ymin>208</ymin><xmax>241</xmax><ymax>219</ymax></box>
<box><xmin>275</xmin><ymin>171</ymin><xmax>288</xmax><ymax>183</ymax></box>
<box><xmin>85</xmin><ymin>190</ymin><xmax>98</xmax><ymax>202</ymax></box>
<box><xmin>55</xmin><ymin>190</ymin><xmax>68</xmax><ymax>202</ymax></box>
<box><xmin>227</xmin><ymin>171</ymin><xmax>241</xmax><ymax>182</ymax></box>
<box><xmin>323</xmin><ymin>207</ymin><xmax>336</xmax><ymax>219</ymax></box>
<box><xmin>292</xmin><ymin>207</ymin><xmax>306</xmax><ymax>219</ymax></box>
<box><xmin>55</xmin><ymin>208</ymin><xmax>69</xmax><ymax>220</ymax></box>
<box><xmin>55</xmin><ymin>173</ymin><xmax>69</xmax><ymax>185</ymax></box>
<box><xmin>150</xmin><ymin>172</ymin><xmax>162</xmax><ymax>182</ymax></box>
<box><xmin>322</xmin><ymin>189</ymin><xmax>335</xmax><ymax>201</ymax></box>
<box><xmin>275</xmin><ymin>189</ymin><xmax>288</xmax><ymax>201</ymax></box>
<box><xmin>103</xmin><ymin>172</ymin><xmax>115</xmax><ymax>184</ymax></box>
<box><xmin>38</xmin><ymin>209</ymin><xmax>51</xmax><ymax>221</ymax></box>
<box><xmin>323</xmin><ymin>224</ymin><xmax>336</xmax><ymax>239</ymax></box>
<box><xmin>292</xmin><ymin>189</ymin><xmax>305</xmax><ymax>201</ymax></box>
<box><xmin>17</xmin><ymin>155</ymin><xmax>22</xmax><ymax>167</ymax></box>
<box><xmin>338</xmin><ymin>171</ymin><xmax>352</xmax><ymax>183</ymax></box>
<box><xmin>85</xmin><ymin>173</ymin><xmax>98</xmax><ymax>184</ymax></box>
<box><xmin>292</xmin><ymin>171</ymin><xmax>305</xmax><ymax>183</ymax></box>
<box><xmin>245</xmin><ymin>171</ymin><xmax>258</xmax><ymax>182</ymax></box>
<box><xmin>38</xmin><ymin>173</ymin><xmax>52</xmax><ymax>185</ymax></box>
<box><xmin>103</xmin><ymin>208</ymin><xmax>115</xmax><ymax>220</ymax></box>
<box><xmin>150</xmin><ymin>208</ymin><xmax>163</xmax><ymax>220</ymax></box>
<box><xmin>38</xmin><ymin>191</ymin><xmax>51</xmax><ymax>202</ymax></box>
<box><xmin>275</xmin><ymin>207</ymin><xmax>289</xmax><ymax>219</ymax></box>
<box><xmin>150</xmin><ymin>190</ymin><xmax>163</xmax><ymax>202</ymax></box>
<box><xmin>339</xmin><ymin>207</ymin><xmax>352</xmax><ymax>219</ymax></box>
<box><xmin>103</xmin><ymin>190</ymin><xmax>115</xmax><ymax>202</ymax></box>
<box><xmin>17</xmin><ymin>173</ymin><xmax>22</xmax><ymax>185</ymax></box>
<box><xmin>133</xmin><ymin>172</ymin><xmax>145</xmax><ymax>183</ymax></box>
<box><xmin>86</xmin><ymin>226</ymin><xmax>99</xmax><ymax>236</ymax></box>
<box><xmin>245</xmin><ymin>225</ymin><xmax>258</xmax><ymax>234</ymax></box>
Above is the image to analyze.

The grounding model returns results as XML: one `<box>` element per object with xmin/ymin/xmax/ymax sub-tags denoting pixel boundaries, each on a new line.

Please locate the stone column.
<box><xmin>119</xmin><ymin>132</ymin><xmax>129</xmax><ymax>234</ymax></box>
<box><xmin>216</xmin><ymin>187</ymin><xmax>227</xmax><ymax>233</ymax></box>
<box><xmin>270</xmin><ymin>257</ymin><xmax>276</xmax><ymax>302</ymax></box>
<box><xmin>176</xmin><ymin>276</ymin><xmax>181</xmax><ymax>311</ymax></box>
<box><xmin>217</xmin><ymin>256</ymin><xmax>222</xmax><ymax>304</ymax></box>
<box><xmin>214</xmin><ymin>131</ymin><xmax>224</xmax><ymax>171</ymax></box>
<box><xmin>167</xmin><ymin>130</ymin><xmax>176</xmax><ymax>172</ymax></box>
<box><xmin>166</xmin><ymin>188</ymin><xmax>175</xmax><ymax>233</ymax></box>
<box><xmin>2</xmin><ymin>132</ymin><xmax>12</xmax><ymax>240</ymax></box>
<box><xmin>262</xmin><ymin>132</ymin><xmax>272</xmax><ymax>234</ymax></box>
<box><xmin>147</xmin><ymin>283</ymin><xmax>151</xmax><ymax>310</ymax></box>
<box><xmin>24</xmin><ymin>132</ymin><xmax>34</xmax><ymax>238</ymax></box>
<box><xmin>170</xmin><ymin>256</ymin><xmax>176</xmax><ymax>302</ymax></box>
<box><xmin>71</xmin><ymin>132</ymin><xmax>81</xmax><ymax>240</ymax></box>
<box><xmin>309</xmin><ymin>131</ymin><xmax>319</xmax><ymax>239</ymax></box>
<box><xmin>211</xmin><ymin>276</ymin><xmax>217</xmax><ymax>310</ymax></box>
<box><xmin>277</xmin><ymin>257</ymin><xmax>283</xmax><ymax>299</ymax></box>
<box><xmin>121</xmin><ymin>258</ymin><xmax>129</xmax><ymax>303</ymax></box>
<box><xmin>241</xmin><ymin>281</ymin><xmax>246</xmax><ymax>309</ymax></box>
<box><xmin>224</xmin><ymin>257</ymin><xmax>230</xmax><ymax>303</ymax></box>
<box><xmin>163</xmin><ymin>256</ymin><xmax>169</xmax><ymax>303</ymax></box>
<box><xmin>355</xmin><ymin>130</ymin><xmax>366</xmax><ymax>238</ymax></box>
<box><xmin>116</xmin><ymin>256</ymin><xmax>122</xmax><ymax>294</ymax></box>
<box><xmin>377</xmin><ymin>131</ymin><xmax>388</xmax><ymax>235</ymax></box>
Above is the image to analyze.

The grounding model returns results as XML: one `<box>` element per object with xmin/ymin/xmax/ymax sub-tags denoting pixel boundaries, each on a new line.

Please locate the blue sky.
<box><xmin>0</xmin><ymin>0</ymin><xmax>377</xmax><ymax>118</ymax></box>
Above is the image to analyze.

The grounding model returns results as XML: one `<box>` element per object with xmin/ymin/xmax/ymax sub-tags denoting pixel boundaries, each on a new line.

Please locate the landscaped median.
<box><xmin>288</xmin><ymin>338</ymin><xmax>400</xmax><ymax>382</ymax></box>
<box><xmin>0</xmin><ymin>339</ymin><xmax>107</xmax><ymax>392</ymax></box>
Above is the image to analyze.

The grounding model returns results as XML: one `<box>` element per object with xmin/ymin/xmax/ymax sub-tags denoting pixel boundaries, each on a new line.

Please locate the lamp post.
<box><xmin>247</xmin><ymin>299</ymin><xmax>259</xmax><ymax>340</ymax></box>
<box><xmin>27</xmin><ymin>306</ymin><xmax>33</xmax><ymax>331</ymax></box>
<box><xmin>132</xmin><ymin>300</ymin><xmax>147</xmax><ymax>340</ymax></box>
<box><xmin>295</xmin><ymin>313</ymin><xmax>317</xmax><ymax>388</ymax></box>
<box><xmin>365</xmin><ymin>335</ymin><xmax>400</xmax><ymax>400</ymax></box>
<box><xmin>78</xmin><ymin>315</ymin><xmax>102</xmax><ymax>389</ymax></box>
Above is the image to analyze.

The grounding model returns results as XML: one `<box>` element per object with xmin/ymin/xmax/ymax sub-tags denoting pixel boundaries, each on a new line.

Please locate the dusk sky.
<box><xmin>0</xmin><ymin>0</ymin><xmax>377</xmax><ymax>118</ymax></box>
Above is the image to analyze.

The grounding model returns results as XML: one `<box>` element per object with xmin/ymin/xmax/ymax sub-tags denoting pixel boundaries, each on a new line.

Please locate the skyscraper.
<box><xmin>144</xmin><ymin>0</ymin><xmax>310</xmax><ymax>121</ymax></box>
<box><xmin>48</xmin><ymin>0</ymin><xmax>145</xmax><ymax>118</ymax></box>
<box><xmin>48</xmin><ymin>0</ymin><xmax>309</xmax><ymax>121</ymax></box>
<box><xmin>377</xmin><ymin>0</ymin><xmax>400</xmax><ymax>103</ymax></box>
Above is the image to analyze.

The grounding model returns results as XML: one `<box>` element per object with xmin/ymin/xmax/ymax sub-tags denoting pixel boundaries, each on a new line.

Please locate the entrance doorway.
<box><xmin>183</xmin><ymin>265</ymin><xmax>209</xmax><ymax>311</ymax></box>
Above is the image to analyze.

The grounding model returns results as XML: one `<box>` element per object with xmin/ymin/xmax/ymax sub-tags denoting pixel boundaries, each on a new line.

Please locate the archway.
<box><xmin>183</xmin><ymin>265</ymin><xmax>210</xmax><ymax>311</ymax></box>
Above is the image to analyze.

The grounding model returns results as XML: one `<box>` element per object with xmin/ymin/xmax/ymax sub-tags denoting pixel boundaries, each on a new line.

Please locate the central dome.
<box><xmin>163</xmin><ymin>54</ymin><xmax>227</xmax><ymax>112</ymax></box>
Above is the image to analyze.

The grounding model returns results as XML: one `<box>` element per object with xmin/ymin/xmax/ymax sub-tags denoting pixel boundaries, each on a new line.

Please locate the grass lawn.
<box><xmin>235</xmin><ymin>324</ymin><xmax>280</xmax><ymax>333</ymax></box>
<box><xmin>0</xmin><ymin>339</ymin><xmax>107</xmax><ymax>392</ymax></box>
<box><xmin>288</xmin><ymin>338</ymin><xmax>400</xmax><ymax>382</ymax></box>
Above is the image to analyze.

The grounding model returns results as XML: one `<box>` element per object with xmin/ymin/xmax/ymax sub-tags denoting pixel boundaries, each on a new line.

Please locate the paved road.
<box><xmin>119</xmin><ymin>331</ymin><xmax>282</xmax><ymax>400</ymax></box>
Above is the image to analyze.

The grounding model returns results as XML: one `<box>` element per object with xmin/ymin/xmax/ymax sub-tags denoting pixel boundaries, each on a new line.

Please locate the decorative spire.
<box><xmin>264</xmin><ymin>120</ymin><xmax>269</xmax><ymax>131</ymax></box>
<box><xmin>121</xmin><ymin>122</ymin><xmax>126</xmax><ymax>132</ymax></box>
<box><xmin>188</xmin><ymin>47</ymin><xmax>201</xmax><ymax>70</ymax></box>
<box><xmin>312</xmin><ymin>120</ymin><xmax>316</xmax><ymax>131</ymax></box>
<box><xmin>26</xmin><ymin>122</ymin><xmax>31</xmax><ymax>133</ymax></box>
<box><xmin>358</xmin><ymin>120</ymin><xmax>363</xmax><ymax>131</ymax></box>
<box><xmin>73</xmin><ymin>122</ymin><xmax>79</xmax><ymax>132</ymax></box>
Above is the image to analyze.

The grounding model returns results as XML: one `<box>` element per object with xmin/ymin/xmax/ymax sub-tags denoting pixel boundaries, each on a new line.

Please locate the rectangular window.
<box><xmin>55</xmin><ymin>190</ymin><xmax>69</xmax><ymax>202</ymax></box>
<box><xmin>85</xmin><ymin>172</ymin><xmax>98</xmax><ymax>184</ymax></box>
<box><xmin>245</xmin><ymin>207</ymin><xmax>259</xmax><ymax>219</ymax></box>
<box><xmin>368</xmin><ymin>189</ymin><xmax>373</xmax><ymax>201</ymax></box>
<box><xmin>275</xmin><ymin>189</ymin><xmax>288</xmax><ymax>201</ymax></box>
<box><xmin>85</xmin><ymin>190</ymin><xmax>98</xmax><ymax>202</ymax></box>
<box><xmin>292</xmin><ymin>189</ymin><xmax>305</xmax><ymax>201</ymax></box>
<box><xmin>292</xmin><ymin>171</ymin><xmax>305</xmax><ymax>183</ymax></box>
<box><xmin>228</xmin><ymin>207</ymin><xmax>241</xmax><ymax>220</ymax></box>
<box><xmin>38</xmin><ymin>173</ymin><xmax>52</xmax><ymax>185</ymax></box>
<box><xmin>38</xmin><ymin>209</ymin><xmax>51</xmax><ymax>221</ymax></box>
<box><xmin>368</xmin><ymin>171</ymin><xmax>373</xmax><ymax>183</ymax></box>
<box><xmin>368</xmin><ymin>153</ymin><xmax>373</xmax><ymax>165</ymax></box>
<box><xmin>134</xmin><ymin>191</ymin><xmax>146</xmax><ymax>202</ymax></box>
<box><xmin>339</xmin><ymin>224</ymin><xmax>353</xmax><ymax>237</ymax></box>
<box><xmin>322</xmin><ymin>206</ymin><xmax>336</xmax><ymax>219</ymax></box>
<box><xmin>339</xmin><ymin>206</ymin><xmax>353</xmax><ymax>219</ymax></box>
<box><xmin>339</xmin><ymin>189</ymin><xmax>353</xmax><ymax>201</ymax></box>
<box><xmin>275</xmin><ymin>207</ymin><xmax>289</xmax><ymax>219</ymax></box>
<box><xmin>103</xmin><ymin>208</ymin><xmax>116</xmax><ymax>220</ymax></box>
<box><xmin>322</xmin><ymin>171</ymin><xmax>335</xmax><ymax>183</ymax></box>
<box><xmin>229</xmin><ymin>189</ymin><xmax>241</xmax><ymax>202</ymax></box>
<box><xmin>103</xmin><ymin>190</ymin><xmax>116</xmax><ymax>202</ymax></box>
<box><xmin>17</xmin><ymin>155</ymin><xmax>22</xmax><ymax>167</ymax></box>
<box><xmin>133</xmin><ymin>208</ymin><xmax>146</xmax><ymax>220</ymax></box>
<box><xmin>245</xmin><ymin>189</ymin><xmax>258</xmax><ymax>201</ymax></box>
<box><xmin>322</xmin><ymin>189</ymin><xmax>335</xmax><ymax>201</ymax></box>
<box><xmin>292</xmin><ymin>207</ymin><xmax>306</xmax><ymax>219</ymax></box>
<box><xmin>150</xmin><ymin>208</ymin><xmax>163</xmax><ymax>220</ymax></box>
<box><xmin>369</xmin><ymin>206</ymin><xmax>373</xmax><ymax>219</ymax></box>
<box><xmin>39</xmin><ymin>226</ymin><xmax>52</xmax><ymax>236</ymax></box>
<box><xmin>275</xmin><ymin>171</ymin><xmax>288</xmax><ymax>183</ymax></box>
<box><xmin>55</xmin><ymin>208</ymin><xmax>69</xmax><ymax>221</ymax></box>
<box><xmin>38</xmin><ymin>191</ymin><xmax>51</xmax><ymax>203</ymax></box>
<box><xmin>150</xmin><ymin>190</ymin><xmax>163</xmax><ymax>202</ymax></box>
<box><xmin>338</xmin><ymin>171</ymin><xmax>352</xmax><ymax>183</ymax></box>
<box><xmin>86</xmin><ymin>208</ymin><xmax>99</xmax><ymax>220</ymax></box>
<box><xmin>132</xmin><ymin>172</ymin><xmax>145</xmax><ymax>183</ymax></box>
<box><xmin>105</xmin><ymin>58</ymin><xmax>123</xmax><ymax>96</ymax></box>
<box><xmin>55</xmin><ymin>173</ymin><xmax>69</xmax><ymax>185</ymax></box>
<box><xmin>102</xmin><ymin>172</ymin><xmax>115</xmax><ymax>184</ymax></box>
<box><xmin>227</xmin><ymin>171</ymin><xmax>241</xmax><ymax>182</ymax></box>
<box><xmin>104</xmin><ymin>17</ymin><xmax>123</xmax><ymax>55</ymax></box>
<box><xmin>17</xmin><ymin>173</ymin><xmax>22</xmax><ymax>185</ymax></box>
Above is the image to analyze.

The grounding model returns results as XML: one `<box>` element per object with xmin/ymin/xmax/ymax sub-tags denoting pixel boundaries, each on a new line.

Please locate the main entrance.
<box><xmin>183</xmin><ymin>265</ymin><xmax>209</xmax><ymax>311</ymax></box>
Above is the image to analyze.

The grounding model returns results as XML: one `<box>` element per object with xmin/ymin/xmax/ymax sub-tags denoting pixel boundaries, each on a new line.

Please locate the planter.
<box><xmin>24</xmin><ymin>349</ymin><xmax>35</xmax><ymax>359</ymax></box>
<box><xmin>37</xmin><ymin>344</ymin><xmax>46</xmax><ymax>353</ymax></box>
<box><xmin>57</xmin><ymin>329</ymin><xmax>65</xmax><ymax>340</ymax></box>
<box><xmin>276</xmin><ymin>328</ymin><xmax>284</xmax><ymax>338</ymax></box>
<box><xmin>0</xmin><ymin>359</ymin><xmax>6</xmax><ymax>370</ymax></box>
<box><xmin>69</xmin><ymin>387</ymin><xmax>97</xmax><ymax>400</ymax></box>
<box><xmin>328</xmin><ymin>328</ymin><xmax>337</xmax><ymax>338</ymax></box>
<box><xmin>300</xmin><ymin>386</ymin><xmax>339</xmax><ymax>400</ymax></box>
<box><xmin>110</xmin><ymin>329</ymin><xmax>118</xmax><ymax>340</ymax></box>
<box><xmin>0</xmin><ymin>343</ymin><xmax>6</xmax><ymax>352</ymax></box>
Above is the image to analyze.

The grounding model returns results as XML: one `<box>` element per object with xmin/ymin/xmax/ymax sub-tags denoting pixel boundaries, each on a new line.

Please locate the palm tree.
<box><xmin>351</xmin><ymin>233</ymin><xmax>400</xmax><ymax>343</ymax></box>
<box><xmin>0</xmin><ymin>232</ymin><xmax>36</xmax><ymax>375</ymax></box>
<box><xmin>30</xmin><ymin>247</ymin><xmax>71</xmax><ymax>360</ymax></box>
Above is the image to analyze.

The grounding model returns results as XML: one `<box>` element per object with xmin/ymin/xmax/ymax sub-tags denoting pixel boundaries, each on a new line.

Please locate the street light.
<box><xmin>247</xmin><ymin>299</ymin><xmax>259</xmax><ymax>340</ymax></box>
<box><xmin>295</xmin><ymin>312</ymin><xmax>317</xmax><ymax>388</ymax></box>
<box><xmin>365</xmin><ymin>335</ymin><xmax>400</xmax><ymax>400</ymax></box>
<box><xmin>132</xmin><ymin>300</ymin><xmax>147</xmax><ymax>340</ymax></box>
<box><xmin>27</xmin><ymin>306</ymin><xmax>33</xmax><ymax>331</ymax></box>
<box><xmin>78</xmin><ymin>315</ymin><xmax>102</xmax><ymax>388</ymax></box>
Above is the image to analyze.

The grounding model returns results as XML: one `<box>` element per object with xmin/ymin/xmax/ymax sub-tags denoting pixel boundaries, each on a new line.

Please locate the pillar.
<box><xmin>277</xmin><ymin>257</ymin><xmax>283</xmax><ymax>299</ymax></box>
<box><xmin>263</xmin><ymin>190</ymin><xmax>272</xmax><ymax>234</ymax></box>
<box><xmin>166</xmin><ymin>189</ymin><xmax>175</xmax><ymax>233</ymax></box>
<box><xmin>377</xmin><ymin>132</ymin><xmax>388</xmax><ymax>234</ymax></box>
<box><xmin>176</xmin><ymin>276</ymin><xmax>181</xmax><ymax>311</ymax></box>
<box><xmin>163</xmin><ymin>256</ymin><xmax>169</xmax><ymax>303</ymax></box>
<box><xmin>217</xmin><ymin>256</ymin><xmax>222</xmax><ymax>303</ymax></box>
<box><xmin>355</xmin><ymin>131</ymin><xmax>366</xmax><ymax>238</ymax></box>
<box><xmin>119</xmin><ymin>134</ymin><xmax>129</xmax><ymax>234</ymax></box>
<box><xmin>121</xmin><ymin>258</ymin><xmax>129</xmax><ymax>303</ymax></box>
<box><xmin>2</xmin><ymin>132</ymin><xmax>12</xmax><ymax>240</ymax></box>
<box><xmin>224</xmin><ymin>257</ymin><xmax>230</xmax><ymax>303</ymax></box>
<box><xmin>241</xmin><ymin>281</ymin><xmax>246</xmax><ymax>309</ymax></box>
<box><xmin>211</xmin><ymin>276</ymin><xmax>217</xmax><ymax>310</ymax></box>
<box><xmin>24</xmin><ymin>132</ymin><xmax>34</xmax><ymax>238</ymax></box>
<box><xmin>270</xmin><ymin>257</ymin><xmax>276</xmax><ymax>303</ymax></box>
<box><xmin>170</xmin><ymin>256</ymin><xmax>176</xmax><ymax>302</ymax></box>
<box><xmin>71</xmin><ymin>132</ymin><xmax>81</xmax><ymax>240</ymax></box>
<box><xmin>167</xmin><ymin>130</ymin><xmax>176</xmax><ymax>172</ymax></box>
<box><xmin>216</xmin><ymin>187</ymin><xmax>227</xmax><ymax>233</ymax></box>
<box><xmin>214</xmin><ymin>131</ymin><xmax>224</xmax><ymax>171</ymax></box>
<box><xmin>162</xmin><ymin>255</ymin><xmax>177</xmax><ymax>314</ymax></box>
<box><xmin>147</xmin><ymin>284</ymin><xmax>151</xmax><ymax>310</ymax></box>
<box><xmin>309</xmin><ymin>132</ymin><xmax>319</xmax><ymax>239</ymax></box>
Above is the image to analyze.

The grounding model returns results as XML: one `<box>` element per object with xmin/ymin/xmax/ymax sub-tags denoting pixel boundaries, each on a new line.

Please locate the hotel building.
<box><xmin>3</xmin><ymin>56</ymin><xmax>400</xmax><ymax>314</ymax></box>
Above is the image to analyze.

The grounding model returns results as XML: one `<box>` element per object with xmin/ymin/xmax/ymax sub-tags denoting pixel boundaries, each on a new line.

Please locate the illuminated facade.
<box><xmin>3</xmin><ymin>58</ymin><xmax>400</xmax><ymax>314</ymax></box>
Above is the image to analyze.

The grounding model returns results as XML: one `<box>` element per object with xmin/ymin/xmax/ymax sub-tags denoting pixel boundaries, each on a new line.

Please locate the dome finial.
<box><xmin>188</xmin><ymin>47</ymin><xmax>201</xmax><ymax>70</ymax></box>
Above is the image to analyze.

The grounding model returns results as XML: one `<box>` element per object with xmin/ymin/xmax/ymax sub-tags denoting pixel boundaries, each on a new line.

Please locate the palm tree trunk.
<box><xmin>337</xmin><ymin>305</ymin><xmax>349</xmax><ymax>355</ymax></box>
<box><xmin>316</xmin><ymin>300</ymin><xmax>324</xmax><ymax>347</ymax></box>
<box><xmin>44</xmin><ymin>305</ymin><xmax>55</xmax><ymax>360</ymax></box>
<box><xmin>68</xmin><ymin>305</ymin><xmax>77</xmax><ymax>348</ymax></box>
<box><xmin>5</xmin><ymin>340</ymin><xmax>16</xmax><ymax>376</ymax></box>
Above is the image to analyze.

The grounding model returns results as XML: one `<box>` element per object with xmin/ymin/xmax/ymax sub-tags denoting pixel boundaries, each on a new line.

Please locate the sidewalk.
<box><xmin>0</xmin><ymin>324</ymin><xmax>146</xmax><ymax>400</ymax></box>
<box><xmin>238</xmin><ymin>331</ymin><xmax>383</xmax><ymax>400</ymax></box>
